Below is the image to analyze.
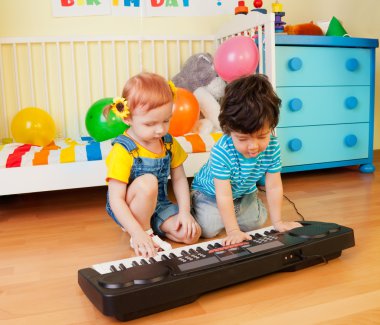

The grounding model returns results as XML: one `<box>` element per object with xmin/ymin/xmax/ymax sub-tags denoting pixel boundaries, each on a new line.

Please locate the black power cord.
<box><xmin>258</xmin><ymin>187</ymin><xmax>305</xmax><ymax>221</ymax></box>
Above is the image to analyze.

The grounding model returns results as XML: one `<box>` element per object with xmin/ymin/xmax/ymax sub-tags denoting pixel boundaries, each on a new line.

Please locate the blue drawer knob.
<box><xmin>344</xmin><ymin>134</ymin><xmax>358</xmax><ymax>147</ymax></box>
<box><xmin>345</xmin><ymin>96</ymin><xmax>358</xmax><ymax>109</ymax></box>
<box><xmin>288</xmin><ymin>138</ymin><xmax>302</xmax><ymax>152</ymax></box>
<box><xmin>346</xmin><ymin>58</ymin><xmax>359</xmax><ymax>71</ymax></box>
<box><xmin>288</xmin><ymin>98</ymin><xmax>303</xmax><ymax>112</ymax></box>
<box><xmin>288</xmin><ymin>57</ymin><xmax>303</xmax><ymax>71</ymax></box>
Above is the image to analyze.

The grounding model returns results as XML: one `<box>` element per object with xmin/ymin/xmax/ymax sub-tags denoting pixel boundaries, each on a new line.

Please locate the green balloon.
<box><xmin>85</xmin><ymin>97</ymin><xmax>128</xmax><ymax>142</ymax></box>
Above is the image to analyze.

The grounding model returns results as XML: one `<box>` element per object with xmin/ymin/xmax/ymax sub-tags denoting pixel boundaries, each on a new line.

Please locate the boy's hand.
<box><xmin>131</xmin><ymin>230</ymin><xmax>157</xmax><ymax>258</ymax></box>
<box><xmin>222</xmin><ymin>229</ymin><xmax>251</xmax><ymax>246</ymax></box>
<box><xmin>175</xmin><ymin>212</ymin><xmax>199</xmax><ymax>239</ymax></box>
<box><xmin>273</xmin><ymin>220</ymin><xmax>303</xmax><ymax>232</ymax></box>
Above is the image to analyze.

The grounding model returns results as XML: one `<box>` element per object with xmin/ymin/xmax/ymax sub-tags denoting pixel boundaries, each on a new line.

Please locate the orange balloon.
<box><xmin>169</xmin><ymin>88</ymin><xmax>200</xmax><ymax>136</ymax></box>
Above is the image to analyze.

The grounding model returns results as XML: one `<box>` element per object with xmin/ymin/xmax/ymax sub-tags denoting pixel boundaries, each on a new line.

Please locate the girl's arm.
<box><xmin>170</xmin><ymin>164</ymin><xmax>198</xmax><ymax>237</ymax></box>
<box><xmin>214</xmin><ymin>178</ymin><xmax>251</xmax><ymax>245</ymax></box>
<box><xmin>108</xmin><ymin>179</ymin><xmax>156</xmax><ymax>256</ymax></box>
<box><xmin>265</xmin><ymin>172</ymin><xmax>301</xmax><ymax>232</ymax></box>
<box><xmin>170</xmin><ymin>165</ymin><xmax>191</xmax><ymax>214</ymax></box>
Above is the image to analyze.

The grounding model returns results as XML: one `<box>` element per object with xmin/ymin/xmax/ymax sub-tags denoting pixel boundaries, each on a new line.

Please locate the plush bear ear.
<box><xmin>197</xmin><ymin>53</ymin><xmax>213</xmax><ymax>64</ymax></box>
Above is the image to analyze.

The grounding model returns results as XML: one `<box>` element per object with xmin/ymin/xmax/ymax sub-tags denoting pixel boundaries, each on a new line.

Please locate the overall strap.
<box><xmin>112</xmin><ymin>135</ymin><xmax>138</xmax><ymax>154</ymax></box>
<box><xmin>162</xmin><ymin>134</ymin><xmax>173</xmax><ymax>153</ymax></box>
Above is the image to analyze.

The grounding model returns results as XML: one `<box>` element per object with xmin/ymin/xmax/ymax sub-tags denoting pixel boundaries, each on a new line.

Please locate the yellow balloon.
<box><xmin>11</xmin><ymin>107</ymin><xmax>56</xmax><ymax>146</ymax></box>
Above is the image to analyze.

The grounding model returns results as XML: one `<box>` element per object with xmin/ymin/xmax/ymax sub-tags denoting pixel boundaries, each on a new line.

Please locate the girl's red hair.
<box><xmin>122</xmin><ymin>72</ymin><xmax>173</xmax><ymax>113</ymax></box>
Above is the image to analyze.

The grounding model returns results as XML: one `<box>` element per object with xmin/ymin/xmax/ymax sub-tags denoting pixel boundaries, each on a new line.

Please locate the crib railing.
<box><xmin>0</xmin><ymin>12</ymin><xmax>275</xmax><ymax>142</ymax></box>
<box><xmin>0</xmin><ymin>35</ymin><xmax>216</xmax><ymax>140</ymax></box>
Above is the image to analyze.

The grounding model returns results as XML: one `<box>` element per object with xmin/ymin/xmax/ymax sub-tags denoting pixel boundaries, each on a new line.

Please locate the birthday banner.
<box><xmin>52</xmin><ymin>0</ymin><xmax>237</xmax><ymax>17</ymax></box>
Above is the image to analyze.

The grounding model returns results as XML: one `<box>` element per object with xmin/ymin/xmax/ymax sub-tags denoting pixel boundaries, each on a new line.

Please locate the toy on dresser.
<box><xmin>171</xmin><ymin>53</ymin><xmax>226</xmax><ymax>134</ymax></box>
<box><xmin>284</xmin><ymin>22</ymin><xmax>323</xmax><ymax>36</ymax></box>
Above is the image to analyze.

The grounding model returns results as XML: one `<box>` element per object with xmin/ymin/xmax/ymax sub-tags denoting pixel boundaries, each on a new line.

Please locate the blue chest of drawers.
<box><xmin>275</xmin><ymin>36</ymin><xmax>378</xmax><ymax>173</ymax></box>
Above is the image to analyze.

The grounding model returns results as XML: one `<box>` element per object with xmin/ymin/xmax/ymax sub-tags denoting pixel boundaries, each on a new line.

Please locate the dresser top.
<box><xmin>276</xmin><ymin>35</ymin><xmax>379</xmax><ymax>48</ymax></box>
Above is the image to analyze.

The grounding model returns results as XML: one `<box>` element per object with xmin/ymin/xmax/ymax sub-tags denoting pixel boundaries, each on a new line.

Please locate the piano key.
<box><xmin>132</xmin><ymin>261</ymin><xmax>139</xmax><ymax>267</ymax></box>
<box><xmin>196</xmin><ymin>247</ymin><xmax>207</xmax><ymax>254</ymax></box>
<box><xmin>214</xmin><ymin>243</ymin><xmax>223</xmax><ymax>248</ymax></box>
<box><xmin>181</xmin><ymin>250</ymin><xmax>189</xmax><ymax>256</ymax></box>
<box><xmin>188</xmin><ymin>249</ymin><xmax>197</xmax><ymax>255</ymax></box>
<box><xmin>92</xmin><ymin>225</ymin><xmax>276</xmax><ymax>274</ymax></box>
<box><xmin>149</xmin><ymin>257</ymin><xmax>157</xmax><ymax>263</ymax></box>
<box><xmin>207</xmin><ymin>244</ymin><xmax>215</xmax><ymax>250</ymax></box>
<box><xmin>169</xmin><ymin>253</ymin><xmax>177</xmax><ymax>259</ymax></box>
<box><xmin>161</xmin><ymin>254</ymin><xmax>169</xmax><ymax>261</ymax></box>
<box><xmin>140</xmin><ymin>259</ymin><xmax>148</xmax><ymax>265</ymax></box>
<box><xmin>119</xmin><ymin>263</ymin><xmax>127</xmax><ymax>270</ymax></box>
<box><xmin>110</xmin><ymin>265</ymin><xmax>118</xmax><ymax>272</ymax></box>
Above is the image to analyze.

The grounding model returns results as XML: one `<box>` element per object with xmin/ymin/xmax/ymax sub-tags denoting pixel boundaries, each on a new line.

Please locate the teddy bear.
<box><xmin>171</xmin><ymin>52</ymin><xmax>226</xmax><ymax>134</ymax></box>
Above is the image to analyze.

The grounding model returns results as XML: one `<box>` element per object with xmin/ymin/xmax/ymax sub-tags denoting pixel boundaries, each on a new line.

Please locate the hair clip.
<box><xmin>168</xmin><ymin>80</ymin><xmax>177</xmax><ymax>100</ymax></box>
<box><xmin>111</xmin><ymin>97</ymin><xmax>130</xmax><ymax>119</ymax></box>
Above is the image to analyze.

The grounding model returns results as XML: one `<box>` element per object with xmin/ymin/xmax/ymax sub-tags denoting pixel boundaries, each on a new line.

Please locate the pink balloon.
<box><xmin>214</xmin><ymin>36</ymin><xmax>259</xmax><ymax>82</ymax></box>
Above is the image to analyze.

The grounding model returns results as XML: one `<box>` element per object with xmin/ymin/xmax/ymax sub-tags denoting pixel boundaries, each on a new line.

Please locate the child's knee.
<box><xmin>133</xmin><ymin>174</ymin><xmax>158</xmax><ymax>198</ymax></box>
<box><xmin>200</xmin><ymin>227</ymin><xmax>221</xmax><ymax>239</ymax></box>
<box><xmin>181</xmin><ymin>224</ymin><xmax>202</xmax><ymax>244</ymax></box>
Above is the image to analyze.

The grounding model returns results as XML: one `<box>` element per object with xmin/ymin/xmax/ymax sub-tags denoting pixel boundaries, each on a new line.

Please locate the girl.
<box><xmin>105</xmin><ymin>72</ymin><xmax>201</xmax><ymax>257</ymax></box>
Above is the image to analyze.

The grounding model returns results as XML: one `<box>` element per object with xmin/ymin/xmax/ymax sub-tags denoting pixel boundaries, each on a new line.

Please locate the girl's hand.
<box><xmin>175</xmin><ymin>212</ymin><xmax>199</xmax><ymax>239</ymax></box>
<box><xmin>273</xmin><ymin>220</ymin><xmax>303</xmax><ymax>232</ymax></box>
<box><xmin>131</xmin><ymin>231</ymin><xmax>157</xmax><ymax>258</ymax></box>
<box><xmin>222</xmin><ymin>229</ymin><xmax>251</xmax><ymax>246</ymax></box>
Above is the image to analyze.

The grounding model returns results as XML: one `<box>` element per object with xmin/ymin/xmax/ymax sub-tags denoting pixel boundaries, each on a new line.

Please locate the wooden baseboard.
<box><xmin>374</xmin><ymin>149</ymin><xmax>380</xmax><ymax>162</ymax></box>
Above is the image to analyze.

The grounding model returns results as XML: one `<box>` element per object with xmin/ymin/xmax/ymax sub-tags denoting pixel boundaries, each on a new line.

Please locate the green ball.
<box><xmin>85</xmin><ymin>98</ymin><xmax>128</xmax><ymax>142</ymax></box>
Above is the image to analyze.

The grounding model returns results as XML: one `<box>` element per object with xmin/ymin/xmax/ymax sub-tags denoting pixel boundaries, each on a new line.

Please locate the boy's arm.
<box><xmin>265</xmin><ymin>172</ymin><xmax>302</xmax><ymax>232</ymax></box>
<box><xmin>214</xmin><ymin>178</ymin><xmax>251</xmax><ymax>245</ymax></box>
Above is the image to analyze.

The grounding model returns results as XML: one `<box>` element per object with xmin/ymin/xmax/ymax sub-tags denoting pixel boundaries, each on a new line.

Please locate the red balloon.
<box><xmin>169</xmin><ymin>88</ymin><xmax>200</xmax><ymax>136</ymax></box>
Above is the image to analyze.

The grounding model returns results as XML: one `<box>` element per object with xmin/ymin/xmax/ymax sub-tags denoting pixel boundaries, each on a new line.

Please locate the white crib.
<box><xmin>0</xmin><ymin>12</ymin><xmax>275</xmax><ymax>195</ymax></box>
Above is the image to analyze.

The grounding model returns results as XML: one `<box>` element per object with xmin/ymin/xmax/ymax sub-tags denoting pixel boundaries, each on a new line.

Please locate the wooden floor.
<box><xmin>1</xmin><ymin>154</ymin><xmax>380</xmax><ymax>324</ymax></box>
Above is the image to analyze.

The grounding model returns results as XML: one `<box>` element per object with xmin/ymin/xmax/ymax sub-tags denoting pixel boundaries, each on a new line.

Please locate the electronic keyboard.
<box><xmin>78</xmin><ymin>221</ymin><xmax>355</xmax><ymax>321</ymax></box>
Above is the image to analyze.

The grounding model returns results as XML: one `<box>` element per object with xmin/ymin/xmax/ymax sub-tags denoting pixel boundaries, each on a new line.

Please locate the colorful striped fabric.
<box><xmin>0</xmin><ymin>133</ymin><xmax>222</xmax><ymax>169</ymax></box>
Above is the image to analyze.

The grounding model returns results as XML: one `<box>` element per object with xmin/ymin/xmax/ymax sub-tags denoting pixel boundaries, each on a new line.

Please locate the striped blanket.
<box><xmin>0</xmin><ymin>133</ymin><xmax>222</xmax><ymax>169</ymax></box>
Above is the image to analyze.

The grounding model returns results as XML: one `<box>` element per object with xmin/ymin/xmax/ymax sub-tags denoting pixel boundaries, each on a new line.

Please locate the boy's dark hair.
<box><xmin>219</xmin><ymin>74</ymin><xmax>281</xmax><ymax>134</ymax></box>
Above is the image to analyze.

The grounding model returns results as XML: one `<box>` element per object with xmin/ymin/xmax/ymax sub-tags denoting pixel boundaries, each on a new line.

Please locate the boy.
<box><xmin>191</xmin><ymin>74</ymin><xmax>301</xmax><ymax>245</ymax></box>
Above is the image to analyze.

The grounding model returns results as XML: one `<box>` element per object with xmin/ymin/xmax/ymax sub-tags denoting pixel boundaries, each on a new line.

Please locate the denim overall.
<box><xmin>106</xmin><ymin>134</ymin><xmax>179</xmax><ymax>236</ymax></box>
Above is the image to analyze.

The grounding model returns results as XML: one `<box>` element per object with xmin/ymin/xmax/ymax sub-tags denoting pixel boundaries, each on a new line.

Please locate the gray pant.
<box><xmin>191</xmin><ymin>190</ymin><xmax>267</xmax><ymax>238</ymax></box>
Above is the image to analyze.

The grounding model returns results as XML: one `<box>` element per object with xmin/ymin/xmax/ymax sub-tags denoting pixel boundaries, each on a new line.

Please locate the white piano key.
<box><xmin>92</xmin><ymin>225</ymin><xmax>275</xmax><ymax>274</ymax></box>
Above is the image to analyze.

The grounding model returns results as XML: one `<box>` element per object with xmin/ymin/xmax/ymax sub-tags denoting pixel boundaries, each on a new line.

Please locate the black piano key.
<box><xmin>119</xmin><ymin>263</ymin><xmax>127</xmax><ymax>270</ymax></box>
<box><xmin>207</xmin><ymin>244</ymin><xmax>214</xmax><ymax>250</ymax></box>
<box><xmin>264</xmin><ymin>231</ymin><xmax>270</xmax><ymax>235</ymax></box>
<box><xmin>132</xmin><ymin>261</ymin><xmax>139</xmax><ymax>267</ymax></box>
<box><xmin>214</xmin><ymin>243</ymin><xmax>223</xmax><ymax>248</ymax></box>
<box><xmin>149</xmin><ymin>257</ymin><xmax>157</xmax><ymax>263</ymax></box>
<box><xmin>270</xmin><ymin>229</ymin><xmax>278</xmax><ymax>234</ymax></box>
<box><xmin>110</xmin><ymin>265</ymin><xmax>118</xmax><ymax>272</ymax></box>
<box><xmin>140</xmin><ymin>259</ymin><xmax>148</xmax><ymax>265</ymax></box>
<box><xmin>181</xmin><ymin>250</ymin><xmax>189</xmax><ymax>256</ymax></box>
<box><xmin>189</xmin><ymin>249</ymin><xmax>197</xmax><ymax>255</ymax></box>
<box><xmin>196</xmin><ymin>247</ymin><xmax>207</xmax><ymax>254</ymax></box>
<box><xmin>161</xmin><ymin>254</ymin><xmax>169</xmax><ymax>261</ymax></box>
<box><xmin>255</xmin><ymin>233</ymin><xmax>263</xmax><ymax>238</ymax></box>
<box><xmin>169</xmin><ymin>253</ymin><xmax>177</xmax><ymax>259</ymax></box>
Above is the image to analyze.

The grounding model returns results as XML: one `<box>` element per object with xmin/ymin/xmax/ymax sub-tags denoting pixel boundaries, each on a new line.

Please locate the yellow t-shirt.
<box><xmin>106</xmin><ymin>135</ymin><xmax>187</xmax><ymax>184</ymax></box>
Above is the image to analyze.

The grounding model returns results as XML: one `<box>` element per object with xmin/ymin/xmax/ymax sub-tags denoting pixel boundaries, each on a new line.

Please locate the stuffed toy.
<box><xmin>172</xmin><ymin>53</ymin><xmax>226</xmax><ymax>134</ymax></box>
<box><xmin>284</xmin><ymin>22</ymin><xmax>323</xmax><ymax>35</ymax></box>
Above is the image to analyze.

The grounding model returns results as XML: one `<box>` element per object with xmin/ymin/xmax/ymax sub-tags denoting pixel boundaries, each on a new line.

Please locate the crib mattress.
<box><xmin>0</xmin><ymin>133</ymin><xmax>222</xmax><ymax>169</ymax></box>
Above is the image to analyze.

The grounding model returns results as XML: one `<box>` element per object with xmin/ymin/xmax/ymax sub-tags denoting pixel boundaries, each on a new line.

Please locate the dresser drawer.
<box><xmin>277</xmin><ymin>86</ymin><xmax>370</xmax><ymax>127</ymax></box>
<box><xmin>276</xmin><ymin>46</ymin><xmax>371</xmax><ymax>86</ymax></box>
<box><xmin>277</xmin><ymin>123</ymin><xmax>369</xmax><ymax>166</ymax></box>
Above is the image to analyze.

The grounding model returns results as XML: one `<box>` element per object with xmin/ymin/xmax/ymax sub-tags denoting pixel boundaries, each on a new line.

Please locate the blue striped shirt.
<box><xmin>192</xmin><ymin>134</ymin><xmax>282</xmax><ymax>199</ymax></box>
